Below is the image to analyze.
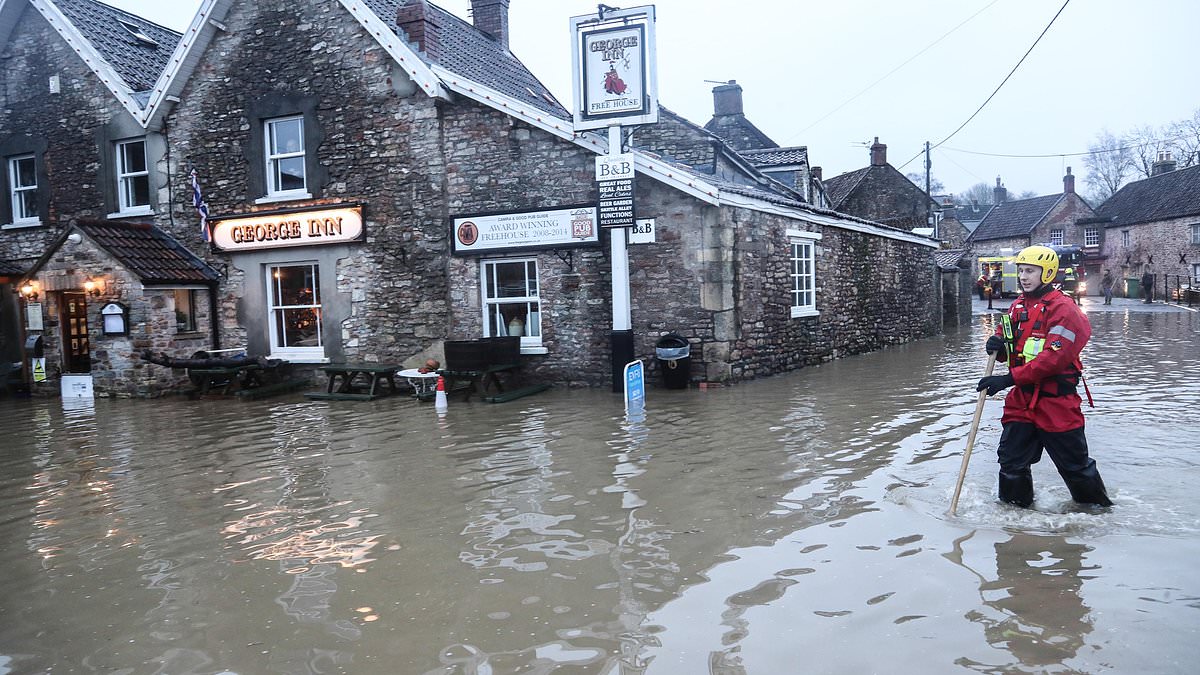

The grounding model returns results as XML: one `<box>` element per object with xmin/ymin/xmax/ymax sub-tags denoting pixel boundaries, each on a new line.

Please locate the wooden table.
<box><xmin>305</xmin><ymin>363</ymin><xmax>399</xmax><ymax>401</ymax></box>
<box><xmin>189</xmin><ymin>364</ymin><xmax>264</xmax><ymax>396</ymax></box>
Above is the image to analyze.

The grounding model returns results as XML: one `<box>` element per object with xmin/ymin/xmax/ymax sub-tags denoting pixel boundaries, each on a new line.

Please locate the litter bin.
<box><xmin>655</xmin><ymin>334</ymin><xmax>691</xmax><ymax>390</ymax></box>
<box><xmin>1125</xmin><ymin>278</ymin><xmax>1139</xmax><ymax>299</ymax></box>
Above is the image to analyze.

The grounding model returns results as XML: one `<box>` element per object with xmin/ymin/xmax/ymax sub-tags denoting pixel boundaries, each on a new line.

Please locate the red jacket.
<box><xmin>994</xmin><ymin>287</ymin><xmax>1091</xmax><ymax>432</ymax></box>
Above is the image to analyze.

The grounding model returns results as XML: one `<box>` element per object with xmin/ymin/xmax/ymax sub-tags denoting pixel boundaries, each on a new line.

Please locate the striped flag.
<box><xmin>190</xmin><ymin>166</ymin><xmax>210</xmax><ymax>242</ymax></box>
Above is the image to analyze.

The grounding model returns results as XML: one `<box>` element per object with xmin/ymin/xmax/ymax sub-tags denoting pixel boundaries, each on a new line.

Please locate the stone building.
<box><xmin>1094</xmin><ymin>159</ymin><xmax>1200</xmax><ymax>298</ymax></box>
<box><xmin>2</xmin><ymin>0</ymin><xmax>944</xmax><ymax>397</ymax></box>
<box><xmin>823</xmin><ymin>138</ymin><xmax>941</xmax><ymax>232</ymax></box>
<box><xmin>967</xmin><ymin>169</ymin><xmax>1102</xmax><ymax>283</ymax></box>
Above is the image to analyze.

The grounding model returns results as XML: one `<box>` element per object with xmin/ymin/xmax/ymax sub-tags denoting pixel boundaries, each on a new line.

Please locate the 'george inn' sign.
<box><xmin>209</xmin><ymin>204</ymin><xmax>365</xmax><ymax>252</ymax></box>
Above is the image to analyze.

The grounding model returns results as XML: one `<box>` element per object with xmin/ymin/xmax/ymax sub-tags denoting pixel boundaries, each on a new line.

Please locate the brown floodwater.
<box><xmin>1</xmin><ymin>301</ymin><xmax>1198</xmax><ymax>674</ymax></box>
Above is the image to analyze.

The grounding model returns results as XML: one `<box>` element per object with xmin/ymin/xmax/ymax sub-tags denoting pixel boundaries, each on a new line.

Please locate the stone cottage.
<box><xmin>2</xmin><ymin>0</ymin><xmax>944</xmax><ymax>397</ymax></box>
<box><xmin>823</xmin><ymin>138</ymin><xmax>941</xmax><ymax>232</ymax></box>
<box><xmin>1094</xmin><ymin>157</ymin><xmax>1200</xmax><ymax>299</ymax></box>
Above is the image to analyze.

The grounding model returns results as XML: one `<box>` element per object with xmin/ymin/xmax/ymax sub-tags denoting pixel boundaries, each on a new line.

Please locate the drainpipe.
<box><xmin>208</xmin><ymin>280</ymin><xmax>221</xmax><ymax>350</ymax></box>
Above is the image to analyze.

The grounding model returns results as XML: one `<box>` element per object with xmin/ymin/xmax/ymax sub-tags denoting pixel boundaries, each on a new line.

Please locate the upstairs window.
<box><xmin>1049</xmin><ymin>228</ymin><xmax>1064</xmax><ymax>245</ymax></box>
<box><xmin>265</xmin><ymin>116</ymin><xmax>306</xmax><ymax>197</ymax></box>
<box><xmin>7</xmin><ymin>154</ymin><xmax>38</xmax><ymax>225</ymax></box>
<box><xmin>1122</xmin><ymin>230</ymin><xmax>1131</xmax><ymax>247</ymax></box>
<box><xmin>1084</xmin><ymin>227</ymin><xmax>1100</xmax><ymax>247</ymax></box>
<box><xmin>1192</xmin><ymin>223</ymin><xmax>1200</xmax><ymax>245</ymax></box>
<box><xmin>116</xmin><ymin>139</ymin><xmax>150</xmax><ymax>212</ymax></box>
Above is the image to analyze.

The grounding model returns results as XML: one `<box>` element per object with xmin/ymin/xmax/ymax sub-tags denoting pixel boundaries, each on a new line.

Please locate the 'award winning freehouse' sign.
<box><xmin>570</xmin><ymin>6</ymin><xmax>658</xmax><ymax>130</ymax></box>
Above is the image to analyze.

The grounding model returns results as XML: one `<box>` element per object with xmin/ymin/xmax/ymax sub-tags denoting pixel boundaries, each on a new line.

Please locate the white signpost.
<box><xmin>571</xmin><ymin>5</ymin><xmax>658</xmax><ymax>392</ymax></box>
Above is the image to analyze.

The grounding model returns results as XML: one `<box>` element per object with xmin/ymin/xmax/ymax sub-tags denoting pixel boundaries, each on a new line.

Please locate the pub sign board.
<box><xmin>570</xmin><ymin>5</ymin><xmax>658</xmax><ymax>130</ymax></box>
<box><xmin>596</xmin><ymin>153</ymin><xmax>636</xmax><ymax>228</ymax></box>
<box><xmin>209</xmin><ymin>204</ymin><xmax>365</xmax><ymax>252</ymax></box>
<box><xmin>452</xmin><ymin>206</ymin><xmax>601</xmax><ymax>256</ymax></box>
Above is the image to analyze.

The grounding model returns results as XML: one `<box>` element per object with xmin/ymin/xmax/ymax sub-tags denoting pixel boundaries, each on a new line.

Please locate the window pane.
<box><xmin>13</xmin><ymin>157</ymin><xmax>36</xmax><ymax>187</ymax></box>
<box><xmin>270</xmin><ymin>118</ymin><xmax>303</xmax><ymax>154</ymax></box>
<box><xmin>15</xmin><ymin>191</ymin><xmax>37</xmax><ymax>220</ymax></box>
<box><xmin>275</xmin><ymin>157</ymin><xmax>305</xmax><ymax>192</ymax></box>
<box><xmin>274</xmin><ymin>265</ymin><xmax>317</xmax><ymax>305</ymax></box>
<box><xmin>493</xmin><ymin>261</ymin><xmax>529</xmax><ymax>298</ymax></box>
<box><xmin>277</xmin><ymin>308</ymin><xmax>321</xmax><ymax>347</ymax></box>
<box><xmin>120</xmin><ymin>141</ymin><xmax>147</xmax><ymax>173</ymax></box>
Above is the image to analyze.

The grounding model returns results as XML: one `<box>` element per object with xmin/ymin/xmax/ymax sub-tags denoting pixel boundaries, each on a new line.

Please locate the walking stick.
<box><xmin>950</xmin><ymin>353</ymin><xmax>997</xmax><ymax>516</ymax></box>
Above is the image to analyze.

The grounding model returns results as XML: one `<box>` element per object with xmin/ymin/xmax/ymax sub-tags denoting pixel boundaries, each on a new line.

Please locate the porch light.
<box><xmin>20</xmin><ymin>283</ymin><xmax>38</xmax><ymax>301</ymax></box>
<box><xmin>83</xmin><ymin>278</ymin><xmax>102</xmax><ymax>298</ymax></box>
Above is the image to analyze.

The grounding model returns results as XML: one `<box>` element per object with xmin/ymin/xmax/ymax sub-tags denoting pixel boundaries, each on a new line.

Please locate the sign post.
<box><xmin>571</xmin><ymin>5</ymin><xmax>658</xmax><ymax>392</ymax></box>
<box><xmin>623</xmin><ymin>359</ymin><xmax>645</xmax><ymax>413</ymax></box>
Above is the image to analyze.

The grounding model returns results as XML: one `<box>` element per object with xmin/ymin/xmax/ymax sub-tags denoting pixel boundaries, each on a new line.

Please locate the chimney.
<box><xmin>397</xmin><ymin>0</ymin><xmax>442</xmax><ymax>59</ymax></box>
<box><xmin>1063</xmin><ymin>166</ymin><xmax>1075</xmax><ymax>194</ymax></box>
<box><xmin>811</xmin><ymin>166</ymin><xmax>822</xmax><ymax>182</ymax></box>
<box><xmin>1152</xmin><ymin>150</ymin><xmax>1177</xmax><ymax>176</ymax></box>
<box><xmin>469</xmin><ymin>0</ymin><xmax>510</xmax><ymax>50</ymax></box>
<box><xmin>712</xmin><ymin>80</ymin><xmax>743</xmax><ymax>117</ymax></box>
<box><xmin>993</xmin><ymin>176</ymin><xmax>1007</xmax><ymax>204</ymax></box>
<box><xmin>870</xmin><ymin>137</ymin><xmax>887</xmax><ymax>166</ymax></box>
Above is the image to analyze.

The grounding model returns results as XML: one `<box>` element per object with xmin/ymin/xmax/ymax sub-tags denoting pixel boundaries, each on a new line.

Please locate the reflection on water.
<box><xmin>0</xmin><ymin>307</ymin><xmax>1197</xmax><ymax>673</ymax></box>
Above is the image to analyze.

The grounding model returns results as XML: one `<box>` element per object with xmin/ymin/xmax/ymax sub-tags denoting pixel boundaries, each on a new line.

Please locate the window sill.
<box><xmin>520</xmin><ymin>346</ymin><xmax>548</xmax><ymax>355</ymax></box>
<box><xmin>790</xmin><ymin>308</ymin><xmax>820</xmax><ymax>319</ymax></box>
<box><xmin>255</xmin><ymin>192</ymin><xmax>312</xmax><ymax>205</ymax></box>
<box><xmin>107</xmin><ymin>207</ymin><xmax>154</xmax><ymax>219</ymax></box>
<box><xmin>2</xmin><ymin>220</ymin><xmax>43</xmax><ymax>230</ymax></box>
<box><xmin>174</xmin><ymin>331</ymin><xmax>205</xmax><ymax>338</ymax></box>
<box><xmin>270</xmin><ymin>354</ymin><xmax>329</xmax><ymax>364</ymax></box>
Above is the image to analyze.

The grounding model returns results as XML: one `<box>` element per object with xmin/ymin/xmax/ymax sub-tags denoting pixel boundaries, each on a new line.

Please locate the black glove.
<box><xmin>977</xmin><ymin>373</ymin><xmax>1015</xmax><ymax>396</ymax></box>
<box><xmin>985</xmin><ymin>335</ymin><xmax>1007</xmax><ymax>360</ymax></box>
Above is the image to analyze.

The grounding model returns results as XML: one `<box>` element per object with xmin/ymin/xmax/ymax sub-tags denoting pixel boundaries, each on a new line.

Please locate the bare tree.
<box><xmin>958</xmin><ymin>182</ymin><xmax>996</xmax><ymax>205</ymax></box>
<box><xmin>1128</xmin><ymin>124</ymin><xmax>1166</xmax><ymax>178</ymax></box>
<box><xmin>1083</xmin><ymin>129</ymin><xmax>1133</xmax><ymax>202</ymax></box>
<box><xmin>905</xmin><ymin>172</ymin><xmax>944</xmax><ymax>194</ymax></box>
<box><xmin>1164</xmin><ymin>109</ymin><xmax>1200</xmax><ymax>169</ymax></box>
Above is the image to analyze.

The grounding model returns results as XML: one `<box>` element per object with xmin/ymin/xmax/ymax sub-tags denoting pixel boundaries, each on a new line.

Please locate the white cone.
<box><xmin>434</xmin><ymin>375</ymin><xmax>448</xmax><ymax>412</ymax></box>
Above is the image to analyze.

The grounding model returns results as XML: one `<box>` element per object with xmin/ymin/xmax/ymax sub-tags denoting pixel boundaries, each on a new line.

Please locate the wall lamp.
<box><xmin>83</xmin><ymin>278</ymin><xmax>103</xmax><ymax>298</ymax></box>
<box><xmin>20</xmin><ymin>283</ymin><xmax>38</xmax><ymax>301</ymax></box>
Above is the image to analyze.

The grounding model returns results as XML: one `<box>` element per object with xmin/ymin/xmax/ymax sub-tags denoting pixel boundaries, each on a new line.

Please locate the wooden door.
<box><xmin>61</xmin><ymin>292</ymin><xmax>91</xmax><ymax>373</ymax></box>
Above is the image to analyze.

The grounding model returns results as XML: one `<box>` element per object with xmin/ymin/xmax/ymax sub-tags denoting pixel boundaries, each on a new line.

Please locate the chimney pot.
<box><xmin>1152</xmin><ymin>150</ymin><xmax>1177</xmax><ymax>176</ymax></box>
<box><xmin>811</xmin><ymin>166</ymin><xmax>822</xmax><ymax>181</ymax></box>
<box><xmin>993</xmin><ymin>176</ymin><xmax>1007</xmax><ymax>204</ymax></box>
<box><xmin>469</xmin><ymin>0</ymin><xmax>510</xmax><ymax>50</ymax></box>
<box><xmin>1063</xmin><ymin>166</ymin><xmax>1075</xmax><ymax>194</ymax></box>
<box><xmin>712</xmin><ymin>80</ymin><xmax>743</xmax><ymax>117</ymax></box>
<box><xmin>870</xmin><ymin>137</ymin><xmax>887</xmax><ymax>166</ymax></box>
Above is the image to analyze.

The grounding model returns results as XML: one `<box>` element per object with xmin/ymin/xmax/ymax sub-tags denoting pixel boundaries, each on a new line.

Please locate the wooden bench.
<box><xmin>189</xmin><ymin>364</ymin><xmax>264</xmax><ymax>396</ymax></box>
<box><xmin>441</xmin><ymin>337</ymin><xmax>525</xmax><ymax>401</ymax></box>
<box><xmin>305</xmin><ymin>363</ymin><xmax>399</xmax><ymax>401</ymax></box>
<box><xmin>482</xmin><ymin>383</ymin><xmax>551</xmax><ymax>404</ymax></box>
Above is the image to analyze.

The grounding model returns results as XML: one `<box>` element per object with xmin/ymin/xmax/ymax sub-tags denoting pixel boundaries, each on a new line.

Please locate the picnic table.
<box><xmin>305</xmin><ymin>363</ymin><xmax>400</xmax><ymax>401</ymax></box>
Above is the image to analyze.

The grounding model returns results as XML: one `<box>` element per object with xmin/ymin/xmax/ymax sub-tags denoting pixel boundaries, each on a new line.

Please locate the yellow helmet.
<box><xmin>1014</xmin><ymin>245</ymin><xmax>1059</xmax><ymax>285</ymax></box>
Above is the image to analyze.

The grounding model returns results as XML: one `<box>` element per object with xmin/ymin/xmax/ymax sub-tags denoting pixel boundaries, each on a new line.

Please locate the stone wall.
<box><xmin>838</xmin><ymin>167</ymin><xmax>930</xmax><ymax>230</ymax></box>
<box><xmin>1101</xmin><ymin>214</ymin><xmax>1200</xmax><ymax>294</ymax></box>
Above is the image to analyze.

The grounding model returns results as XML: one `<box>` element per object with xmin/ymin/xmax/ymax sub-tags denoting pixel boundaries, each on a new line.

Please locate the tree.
<box><xmin>1082</xmin><ymin>129</ymin><xmax>1134</xmax><ymax>203</ymax></box>
<box><xmin>1164</xmin><ymin>109</ymin><xmax>1200</xmax><ymax>169</ymax></box>
<box><xmin>905</xmin><ymin>172</ymin><xmax>944</xmax><ymax>194</ymax></box>
<box><xmin>958</xmin><ymin>182</ymin><xmax>995</xmax><ymax>205</ymax></box>
<box><xmin>1127</xmin><ymin>124</ymin><xmax>1166</xmax><ymax>179</ymax></box>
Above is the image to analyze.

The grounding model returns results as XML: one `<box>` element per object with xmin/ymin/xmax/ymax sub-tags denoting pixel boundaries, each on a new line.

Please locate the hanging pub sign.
<box><xmin>209</xmin><ymin>204</ymin><xmax>365</xmax><ymax>252</ymax></box>
<box><xmin>451</xmin><ymin>206</ymin><xmax>601</xmax><ymax>255</ymax></box>
<box><xmin>570</xmin><ymin>5</ymin><xmax>658</xmax><ymax>130</ymax></box>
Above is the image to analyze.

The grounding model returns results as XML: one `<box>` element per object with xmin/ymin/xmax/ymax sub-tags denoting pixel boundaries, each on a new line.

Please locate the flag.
<box><xmin>190</xmin><ymin>167</ymin><xmax>210</xmax><ymax>242</ymax></box>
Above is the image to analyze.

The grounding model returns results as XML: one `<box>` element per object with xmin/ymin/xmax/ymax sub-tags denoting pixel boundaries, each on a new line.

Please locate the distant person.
<box><xmin>1141</xmin><ymin>269</ymin><xmax>1154</xmax><ymax>303</ymax></box>
<box><xmin>977</xmin><ymin>273</ymin><xmax>989</xmax><ymax>301</ymax></box>
<box><xmin>978</xmin><ymin>245</ymin><xmax>1112</xmax><ymax>508</ymax></box>
<box><xmin>1101</xmin><ymin>271</ymin><xmax>1114</xmax><ymax>305</ymax></box>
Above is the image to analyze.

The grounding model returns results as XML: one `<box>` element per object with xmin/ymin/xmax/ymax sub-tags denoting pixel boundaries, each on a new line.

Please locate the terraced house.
<box><xmin>1</xmin><ymin>0</ymin><xmax>943</xmax><ymax>398</ymax></box>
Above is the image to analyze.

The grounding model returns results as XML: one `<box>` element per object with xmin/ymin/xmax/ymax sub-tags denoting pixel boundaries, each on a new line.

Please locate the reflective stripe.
<box><xmin>1048</xmin><ymin>325</ymin><xmax>1076</xmax><ymax>342</ymax></box>
<box><xmin>1021</xmin><ymin>336</ymin><xmax>1045</xmax><ymax>362</ymax></box>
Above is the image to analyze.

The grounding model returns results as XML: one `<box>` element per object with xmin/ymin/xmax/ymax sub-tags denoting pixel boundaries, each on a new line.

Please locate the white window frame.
<box><xmin>7</xmin><ymin>154</ymin><xmax>39</xmax><ymax>226</ymax></box>
<box><xmin>1191</xmin><ymin>223</ymin><xmax>1200</xmax><ymax>245</ymax></box>
<box><xmin>1193</xmin><ymin>263</ymin><xmax>1200</xmax><ymax>285</ymax></box>
<box><xmin>1049</xmin><ymin>228</ymin><xmax>1064</xmax><ymax>245</ymax></box>
<box><xmin>481</xmin><ymin>257</ymin><xmax>545</xmax><ymax>353</ymax></box>
<box><xmin>174</xmin><ymin>288</ymin><xmax>198</xmax><ymax>333</ymax></box>
<box><xmin>1084</xmin><ymin>227</ymin><xmax>1100</xmax><ymax>247</ymax></box>
<box><xmin>787</xmin><ymin>229</ymin><xmax>821</xmax><ymax>318</ymax></box>
<box><xmin>264</xmin><ymin>116</ymin><xmax>308</xmax><ymax>199</ymax></box>
<box><xmin>266</xmin><ymin>262</ymin><xmax>326</xmax><ymax>362</ymax></box>
<box><xmin>115</xmin><ymin>139</ymin><xmax>151</xmax><ymax>215</ymax></box>
<box><xmin>1122</xmin><ymin>230</ymin><xmax>1131</xmax><ymax>247</ymax></box>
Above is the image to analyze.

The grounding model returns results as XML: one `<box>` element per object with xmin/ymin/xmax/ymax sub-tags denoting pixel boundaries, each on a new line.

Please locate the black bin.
<box><xmin>655</xmin><ymin>334</ymin><xmax>691</xmax><ymax>389</ymax></box>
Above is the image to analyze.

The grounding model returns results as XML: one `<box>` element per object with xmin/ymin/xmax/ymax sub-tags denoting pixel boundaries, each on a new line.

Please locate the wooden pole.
<box><xmin>950</xmin><ymin>353</ymin><xmax>997</xmax><ymax>515</ymax></box>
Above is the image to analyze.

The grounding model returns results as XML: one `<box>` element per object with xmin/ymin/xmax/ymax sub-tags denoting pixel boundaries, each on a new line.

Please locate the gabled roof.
<box><xmin>703</xmin><ymin>113</ymin><xmax>777</xmax><ymax>153</ymax></box>
<box><xmin>1096</xmin><ymin>164</ymin><xmax>1200</xmax><ymax>227</ymax></box>
<box><xmin>969</xmin><ymin>193</ymin><xmax>1063</xmax><ymax>241</ymax></box>
<box><xmin>934</xmin><ymin>248</ymin><xmax>968</xmax><ymax>270</ymax></box>
<box><xmin>23</xmin><ymin>0</ymin><xmax>182</xmax><ymax>117</ymax></box>
<box><xmin>823</xmin><ymin>167</ymin><xmax>871</xmax><ymax>209</ymax></box>
<box><xmin>739</xmin><ymin>147</ymin><xmax>808</xmax><ymax>168</ymax></box>
<box><xmin>76</xmin><ymin>220</ymin><xmax>220</xmax><ymax>284</ymax></box>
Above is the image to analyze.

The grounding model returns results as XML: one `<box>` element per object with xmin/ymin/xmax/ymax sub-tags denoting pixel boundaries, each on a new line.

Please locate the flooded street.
<box><xmin>1</xmin><ymin>300</ymin><xmax>1198</xmax><ymax>674</ymax></box>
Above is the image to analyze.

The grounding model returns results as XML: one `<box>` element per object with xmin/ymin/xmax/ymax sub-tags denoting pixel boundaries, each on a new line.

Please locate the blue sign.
<box><xmin>624</xmin><ymin>360</ymin><xmax>645</xmax><ymax>412</ymax></box>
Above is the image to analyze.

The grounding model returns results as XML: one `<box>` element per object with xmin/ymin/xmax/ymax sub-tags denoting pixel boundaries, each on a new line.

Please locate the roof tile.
<box><xmin>76</xmin><ymin>220</ymin><xmax>219</xmax><ymax>284</ymax></box>
<box><xmin>1096</xmin><ymin>164</ymin><xmax>1200</xmax><ymax>226</ymax></box>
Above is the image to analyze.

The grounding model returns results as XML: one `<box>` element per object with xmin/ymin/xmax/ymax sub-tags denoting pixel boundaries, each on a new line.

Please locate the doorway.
<box><xmin>61</xmin><ymin>292</ymin><xmax>90</xmax><ymax>373</ymax></box>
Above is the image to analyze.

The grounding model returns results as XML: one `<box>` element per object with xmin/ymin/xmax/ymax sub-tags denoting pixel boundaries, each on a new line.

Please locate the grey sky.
<box><xmin>104</xmin><ymin>0</ymin><xmax>1199</xmax><ymax>201</ymax></box>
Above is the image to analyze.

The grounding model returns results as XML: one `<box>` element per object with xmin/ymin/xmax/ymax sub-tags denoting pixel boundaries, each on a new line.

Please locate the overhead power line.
<box><xmin>899</xmin><ymin>0</ymin><xmax>1072</xmax><ymax>171</ymax></box>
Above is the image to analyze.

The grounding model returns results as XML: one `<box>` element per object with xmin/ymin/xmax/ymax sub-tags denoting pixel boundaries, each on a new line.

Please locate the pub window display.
<box><xmin>483</xmin><ymin>258</ymin><xmax>541</xmax><ymax>347</ymax></box>
<box><xmin>268</xmin><ymin>263</ymin><xmax>324</xmax><ymax>359</ymax></box>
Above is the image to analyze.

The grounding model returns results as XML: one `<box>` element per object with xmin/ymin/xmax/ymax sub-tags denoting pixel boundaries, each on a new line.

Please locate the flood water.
<box><xmin>2</xmin><ymin>300</ymin><xmax>1198</xmax><ymax>674</ymax></box>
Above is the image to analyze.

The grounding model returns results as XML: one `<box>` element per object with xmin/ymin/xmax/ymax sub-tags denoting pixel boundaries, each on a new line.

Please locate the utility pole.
<box><xmin>924</xmin><ymin>141</ymin><xmax>935</xmax><ymax>239</ymax></box>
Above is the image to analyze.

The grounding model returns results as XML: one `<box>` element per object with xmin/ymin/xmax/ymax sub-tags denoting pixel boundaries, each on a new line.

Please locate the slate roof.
<box><xmin>702</xmin><ymin>114</ymin><xmax>777</xmax><ymax>152</ymax></box>
<box><xmin>739</xmin><ymin>147</ymin><xmax>808</xmax><ymax>167</ymax></box>
<box><xmin>54</xmin><ymin>0</ymin><xmax>182</xmax><ymax>98</ymax></box>
<box><xmin>362</xmin><ymin>0</ymin><xmax>568</xmax><ymax>118</ymax></box>
<box><xmin>1095</xmin><ymin>164</ymin><xmax>1200</xmax><ymax>227</ymax></box>
<box><xmin>934</xmin><ymin>248</ymin><xmax>968</xmax><ymax>270</ymax></box>
<box><xmin>823</xmin><ymin>167</ymin><xmax>871</xmax><ymax>209</ymax></box>
<box><xmin>968</xmin><ymin>193</ymin><xmax>1064</xmax><ymax>242</ymax></box>
<box><xmin>0</xmin><ymin>259</ymin><xmax>28</xmax><ymax>276</ymax></box>
<box><xmin>76</xmin><ymin>220</ymin><xmax>220</xmax><ymax>284</ymax></box>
